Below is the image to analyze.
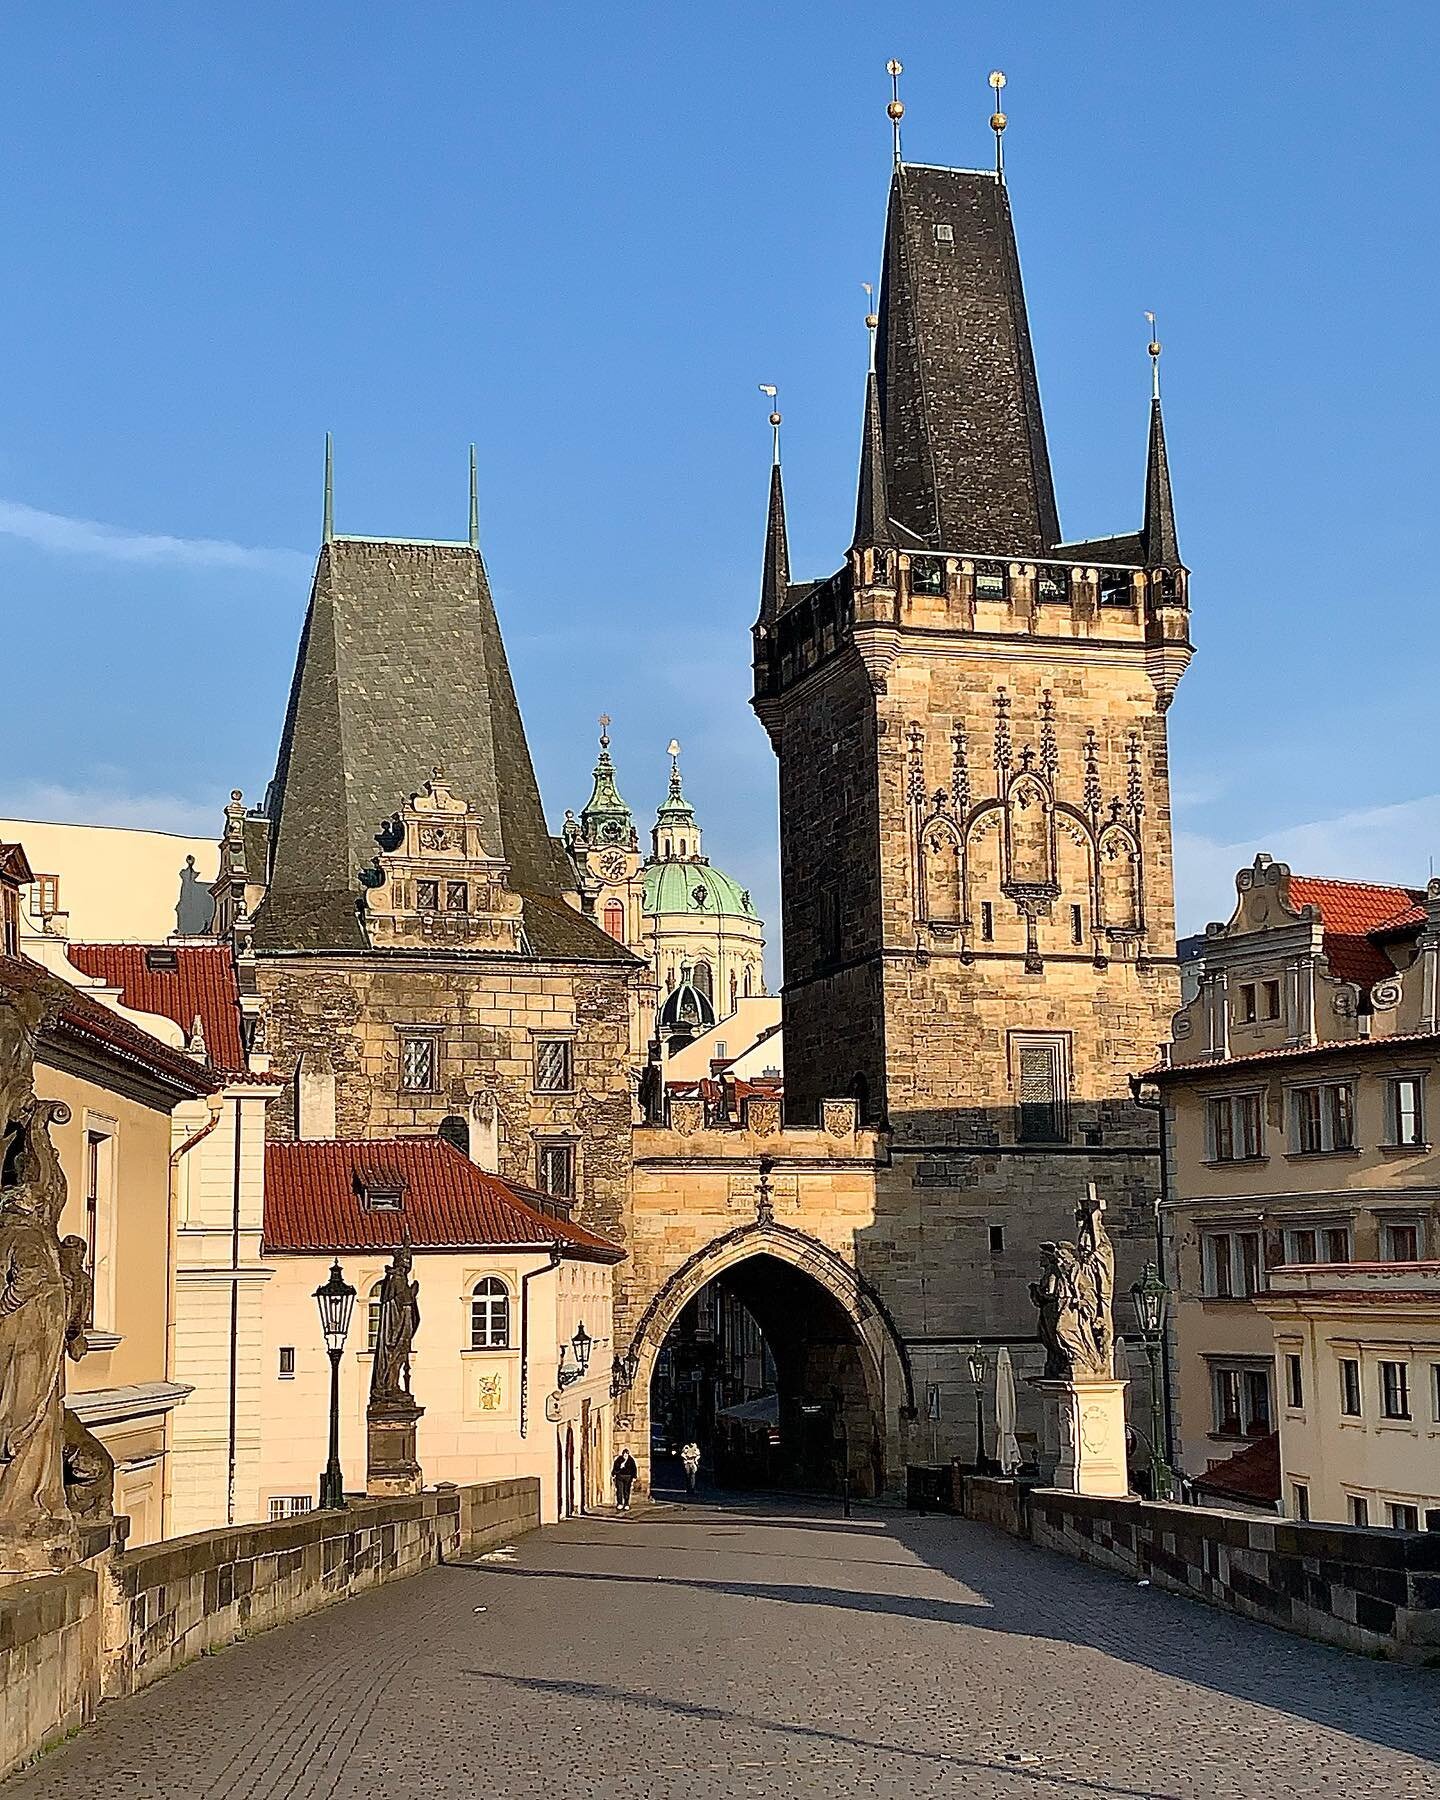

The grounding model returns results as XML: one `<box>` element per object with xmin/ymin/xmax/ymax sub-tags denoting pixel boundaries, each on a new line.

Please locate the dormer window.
<box><xmin>354</xmin><ymin>1165</ymin><xmax>407</xmax><ymax>1211</ymax></box>
<box><xmin>145</xmin><ymin>947</ymin><xmax>179</xmax><ymax>972</ymax></box>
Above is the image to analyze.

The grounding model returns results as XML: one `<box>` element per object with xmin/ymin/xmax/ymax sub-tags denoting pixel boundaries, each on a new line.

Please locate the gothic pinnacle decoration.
<box><xmin>1039</xmin><ymin>690</ymin><xmax>1059</xmax><ymax>781</ymax></box>
<box><xmin>1126</xmin><ymin>733</ymin><xmax>1145</xmax><ymax>817</ymax></box>
<box><xmin>993</xmin><ymin>689</ymin><xmax>1013</xmax><ymax>778</ymax></box>
<box><xmin>951</xmin><ymin>724</ymin><xmax>970</xmax><ymax>815</ymax></box>
<box><xmin>906</xmin><ymin>722</ymin><xmax>926</xmax><ymax>806</ymax></box>
<box><xmin>1083</xmin><ymin>729</ymin><xmax>1103</xmax><ymax>818</ymax></box>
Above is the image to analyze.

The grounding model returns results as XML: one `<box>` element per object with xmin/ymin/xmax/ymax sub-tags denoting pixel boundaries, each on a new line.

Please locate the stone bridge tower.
<box><xmin>750</xmin><ymin>134</ymin><xmax>1193</xmax><ymax>1431</ymax></box>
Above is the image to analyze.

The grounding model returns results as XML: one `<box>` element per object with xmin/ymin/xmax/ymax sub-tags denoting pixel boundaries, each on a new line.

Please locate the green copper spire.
<box><xmin>579</xmin><ymin>715</ymin><xmax>636</xmax><ymax>848</ymax></box>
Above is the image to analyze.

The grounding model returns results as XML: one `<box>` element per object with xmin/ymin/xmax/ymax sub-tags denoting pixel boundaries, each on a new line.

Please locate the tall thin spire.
<box><xmin>468</xmin><ymin>443</ymin><xmax>480</xmax><ymax>549</ymax></box>
<box><xmin>1141</xmin><ymin>315</ymin><xmax>1181</xmax><ymax>567</ymax></box>
<box><xmin>887</xmin><ymin>59</ymin><xmax>904</xmax><ymax>165</ymax></box>
<box><xmin>322</xmin><ymin>432</ymin><xmax>334</xmax><ymax>545</ymax></box>
<box><xmin>989</xmin><ymin>71</ymin><xmax>1008</xmax><ymax>181</ymax></box>
<box><xmin>757</xmin><ymin>387</ymin><xmax>790</xmax><ymax>624</ymax></box>
<box><xmin>852</xmin><ymin>296</ymin><xmax>894</xmax><ymax>551</ymax></box>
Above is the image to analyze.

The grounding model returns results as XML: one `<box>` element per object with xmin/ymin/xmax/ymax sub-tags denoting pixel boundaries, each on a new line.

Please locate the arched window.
<box><xmin>680</xmin><ymin>838</ymin><xmax>688</xmax><ymax>857</ymax></box>
<box><xmin>664</xmin><ymin>838</ymin><xmax>672</xmax><ymax>858</ymax></box>
<box><xmin>694</xmin><ymin>960</ymin><xmax>713</xmax><ymax>1001</ymax></box>
<box><xmin>367</xmin><ymin>1281</ymin><xmax>384</xmax><ymax>1352</ymax></box>
<box><xmin>471</xmin><ymin>1277</ymin><xmax>511</xmax><ymax>1350</ymax></box>
<box><xmin>438</xmin><ymin>1114</ymin><xmax>469</xmax><ymax>1156</ymax></box>
<box><xmin>603</xmin><ymin>899</ymin><xmax>625</xmax><ymax>942</ymax></box>
<box><xmin>743</xmin><ymin>964</ymin><xmax>753</xmax><ymax>997</ymax></box>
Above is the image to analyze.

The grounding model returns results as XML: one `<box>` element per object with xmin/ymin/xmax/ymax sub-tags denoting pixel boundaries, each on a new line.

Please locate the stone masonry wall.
<box><xmin>257</xmin><ymin>955</ymin><xmax>634</xmax><ymax>1244</ymax></box>
<box><xmin>0</xmin><ymin>1568</ymin><xmax>100</xmax><ymax>1783</ymax></box>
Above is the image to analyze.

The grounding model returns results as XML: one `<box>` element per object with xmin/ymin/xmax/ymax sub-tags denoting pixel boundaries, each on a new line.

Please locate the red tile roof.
<box><xmin>1287</xmin><ymin>875</ymin><xmax>1424</xmax><ymax>990</ymax></box>
<box><xmin>1193</xmin><ymin>1432</ymin><xmax>1280</xmax><ymax>1508</ymax></box>
<box><xmin>65</xmin><ymin>944</ymin><xmax>247</xmax><ymax>1071</ymax></box>
<box><xmin>1147</xmin><ymin>1026</ymin><xmax>1440</xmax><ymax>1081</ymax></box>
<box><xmin>262</xmin><ymin>1138</ymin><xmax>625</xmax><ymax>1261</ymax></box>
<box><xmin>0</xmin><ymin>953</ymin><xmax>220</xmax><ymax>1102</ymax></box>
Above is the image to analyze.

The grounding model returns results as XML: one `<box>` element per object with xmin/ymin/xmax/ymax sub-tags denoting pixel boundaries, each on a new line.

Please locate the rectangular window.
<box><xmin>268</xmin><ymin>1496</ymin><xmax>313</xmax><ymax>1521</ymax></box>
<box><xmin>1211</xmin><ymin>1363</ymin><xmax>1271</xmax><ymax>1437</ymax></box>
<box><xmin>1286</xmin><ymin>1354</ymin><xmax>1304</xmax><ymax>1409</ymax></box>
<box><xmin>1388</xmin><ymin>1076</ymin><xmax>1425</xmax><ymax>1147</ymax></box>
<box><xmin>82</xmin><ymin>1124</ymin><xmax>116</xmax><ymax>1331</ymax></box>
<box><xmin>1348</xmin><ymin>1495</ymin><xmax>1369</xmax><ymax>1527</ymax></box>
<box><xmin>988</xmin><ymin>1224</ymin><xmax>1005</xmax><ymax>1254</ymax></box>
<box><xmin>1014</xmin><ymin>1037</ymin><xmax>1066</xmax><ymax>1142</ymax></box>
<box><xmin>1289</xmin><ymin>1081</ymin><xmax>1356</xmax><ymax>1153</ymax></box>
<box><xmin>1262</xmin><ymin>980</ymin><xmax>1281</xmax><ymax>1020</ymax></box>
<box><xmin>1239</xmin><ymin>983</ymin><xmax>1258</xmax><ymax>1024</ymax></box>
<box><xmin>1380</xmin><ymin>1220</ymin><xmax>1421</xmax><ymax>1262</ymax></box>
<box><xmin>398</xmin><ymin>1032</ymin><xmax>439</xmax><ymax>1094</ymax></box>
<box><xmin>1323</xmin><ymin>1225</ymin><xmax>1351</xmax><ymax>1263</ymax></box>
<box><xmin>1340</xmin><ymin>1357</ymin><xmax>1362</xmax><ymax>1417</ymax></box>
<box><xmin>445</xmin><ymin>880</ymin><xmax>468</xmax><ymax>912</ymax></box>
<box><xmin>1388</xmin><ymin>1503</ymin><xmax>1420</xmax><ymax>1532</ymax></box>
<box><xmin>1207</xmin><ymin>1091</ymin><xmax>1263</xmax><ymax>1161</ymax></box>
<box><xmin>1380</xmin><ymin>1360</ymin><xmax>1411</xmax><ymax>1420</ymax></box>
<box><xmin>1284</xmin><ymin>1228</ymin><xmax>1318</xmax><ymax>1265</ymax></box>
<box><xmin>1</xmin><ymin>886</ymin><xmax>16</xmax><ymax>956</ymax></box>
<box><xmin>1292</xmin><ymin>1482</ymin><xmax>1310</xmax><ymax>1522</ymax></box>
<box><xmin>1432</xmin><ymin>1363</ymin><xmax>1440</xmax><ymax>1424</ymax></box>
<box><xmin>980</xmin><ymin>900</ymin><xmax>994</xmax><ymax>942</ymax></box>
<box><xmin>539</xmin><ymin>1141</ymin><xmax>575</xmax><ymax>1201</ymax></box>
<box><xmin>1070</xmin><ymin>904</ymin><xmax>1083</xmax><ymax>945</ymax></box>
<box><xmin>416</xmin><ymin>879</ymin><xmax>439</xmax><ymax>912</ymax></box>
<box><xmin>36</xmin><ymin>872</ymin><xmax>60</xmax><ymax>916</ymax></box>
<box><xmin>278</xmin><ymin>1346</ymin><xmax>295</xmax><ymax>1379</ymax></box>
<box><xmin>1202</xmin><ymin>1230</ymin><xmax>1262</xmax><ymax>1299</ymax></box>
<box><xmin>534</xmin><ymin>1039</ymin><xmax>574</xmax><ymax>1094</ymax></box>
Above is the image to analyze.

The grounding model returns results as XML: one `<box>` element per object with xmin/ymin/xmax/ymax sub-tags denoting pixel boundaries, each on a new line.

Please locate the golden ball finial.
<box><xmin>991</xmin><ymin>111</ymin><xmax>1007</xmax><ymax>133</ymax></box>
<box><xmin>888</xmin><ymin>99</ymin><xmax>905</xmax><ymax>121</ymax></box>
<box><xmin>769</xmin><ymin>411</ymin><xmax>782</xmax><ymax>427</ymax></box>
<box><xmin>1148</xmin><ymin>340</ymin><xmax>1162</xmax><ymax>359</ymax></box>
<box><xmin>865</xmin><ymin>312</ymin><xmax>879</xmax><ymax>330</ymax></box>
<box><xmin>887</xmin><ymin>58</ymin><xmax>903</xmax><ymax>76</ymax></box>
<box><xmin>989</xmin><ymin>69</ymin><xmax>1007</xmax><ymax>90</ymax></box>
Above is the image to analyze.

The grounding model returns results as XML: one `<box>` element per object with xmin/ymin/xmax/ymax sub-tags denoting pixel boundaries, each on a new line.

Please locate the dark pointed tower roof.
<box><xmin>874</xmin><ymin>165</ymin><xmax>1060</xmax><ymax>555</ymax></box>
<box><xmin>757</xmin><ymin>460</ymin><xmax>790</xmax><ymax>625</ymax></box>
<box><xmin>258</xmin><ymin>535</ymin><xmax>622</xmax><ymax>959</ymax></box>
<box><xmin>851</xmin><ymin>370</ymin><xmax>896</xmax><ymax>550</ymax></box>
<box><xmin>1142</xmin><ymin>395</ymin><xmax>1181</xmax><ymax>567</ymax></box>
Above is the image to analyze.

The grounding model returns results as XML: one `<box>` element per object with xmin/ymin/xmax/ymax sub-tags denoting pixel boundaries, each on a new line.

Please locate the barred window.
<box><xmin>1013</xmin><ymin>1036</ymin><xmax>1066</xmax><ymax>1142</ymax></box>
<box><xmin>446</xmin><ymin>880</ymin><xmax>468</xmax><ymax>912</ymax></box>
<box><xmin>416</xmin><ymin>879</ymin><xmax>439</xmax><ymax>912</ymax></box>
<box><xmin>399</xmin><ymin>1033</ymin><xmax>439</xmax><ymax>1093</ymax></box>
<box><xmin>535</xmin><ymin>1039</ymin><xmax>574</xmax><ymax>1093</ymax></box>
<box><xmin>539</xmin><ymin>1142</ymin><xmax>575</xmax><ymax>1200</ymax></box>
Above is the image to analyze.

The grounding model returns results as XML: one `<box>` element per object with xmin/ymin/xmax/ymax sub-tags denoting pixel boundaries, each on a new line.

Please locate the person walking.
<box><xmin>680</xmin><ymin>1439</ymin><xmax>701</xmax><ymax>1495</ymax></box>
<box><xmin>611</xmin><ymin>1447</ymin><xmax>638</xmax><ymax>1512</ymax></box>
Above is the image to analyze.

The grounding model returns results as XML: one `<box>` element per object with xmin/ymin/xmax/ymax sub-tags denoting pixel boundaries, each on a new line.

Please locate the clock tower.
<box><xmin>565</xmin><ymin>719</ymin><xmax>653</xmax><ymax>1053</ymax></box>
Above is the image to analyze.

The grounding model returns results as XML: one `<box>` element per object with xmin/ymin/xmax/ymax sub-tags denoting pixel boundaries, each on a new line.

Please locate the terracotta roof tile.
<box><xmin>1287</xmin><ymin>875</ymin><xmax>1424</xmax><ymax>991</ymax></box>
<box><xmin>0</xmin><ymin>953</ymin><xmax>220</xmax><ymax>1101</ymax></box>
<box><xmin>1193</xmin><ymin>1432</ymin><xmax>1280</xmax><ymax>1507</ymax></box>
<box><xmin>262</xmin><ymin>1138</ymin><xmax>625</xmax><ymax>1261</ymax></box>
<box><xmin>1148</xmin><ymin>1027</ymin><xmax>1440</xmax><ymax>1081</ymax></box>
<box><xmin>66</xmin><ymin>944</ymin><xmax>247</xmax><ymax>1071</ymax></box>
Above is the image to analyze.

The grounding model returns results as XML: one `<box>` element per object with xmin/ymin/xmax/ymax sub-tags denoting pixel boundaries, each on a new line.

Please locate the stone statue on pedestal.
<box><xmin>366</xmin><ymin>1242</ymin><xmax>425</xmax><ymax>1496</ymax></box>
<box><xmin>1028</xmin><ymin>1183</ymin><xmax>1128</xmax><ymax>1498</ymax></box>
<box><xmin>0</xmin><ymin>987</ymin><xmax>113</xmax><ymax>1574</ymax></box>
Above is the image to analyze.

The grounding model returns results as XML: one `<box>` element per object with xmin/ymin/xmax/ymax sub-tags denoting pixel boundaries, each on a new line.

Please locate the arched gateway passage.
<box><xmin>623</xmin><ymin>1225</ymin><xmax>913</xmax><ymax>1498</ymax></box>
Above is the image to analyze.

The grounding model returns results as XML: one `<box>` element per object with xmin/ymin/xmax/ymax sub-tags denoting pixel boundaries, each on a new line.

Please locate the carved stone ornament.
<box><xmin>1370</xmin><ymin>978</ymin><xmax>1402</xmax><ymax>1013</ymax></box>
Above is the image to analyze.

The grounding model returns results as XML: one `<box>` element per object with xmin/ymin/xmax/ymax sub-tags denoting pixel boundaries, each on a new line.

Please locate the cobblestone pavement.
<box><xmin>9</xmin><ymin>1498</ymin><xmax>1439</xmax><ymax>1799</ymax></box>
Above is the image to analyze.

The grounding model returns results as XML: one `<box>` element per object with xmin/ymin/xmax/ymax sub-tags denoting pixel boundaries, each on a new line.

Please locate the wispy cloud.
<box><xmin>0</xmin><ymin>498</ymin><xmax>308</xmax><ymax>575</ymax></box>
<box><xmin>0</xmin><ymin>779</ymin><xmax>220</xmax><ymax>839</ymax></box>
<box><xmin>1176</xmin><ymin>793</ymin><xmax>1440</xmax><ymax>932</ymax></box>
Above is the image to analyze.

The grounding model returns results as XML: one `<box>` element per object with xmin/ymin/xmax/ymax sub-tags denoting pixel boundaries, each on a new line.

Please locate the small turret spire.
<box><xmin>322</xmin><ymin>432</ymin><xmax>334</xmax><ymax>544</ymax></box>
<box><xmin>887</xmin><ymin>59</ymin><xmax>904</xmax><ymax>165</ymax></box>
<box><xmin>468</xmin><ymin>443</ymin><xmax>480</xmax><ymax>549</ymax></box>
<box><xmin>989</xmin><ymin>70</ymin><xmax>1008</xmax><ymax>181</ymax></box>
<box><xmin>1141</xmin><ymin>314</ymin><xmax>1181</xmax><ymax>567</ymax></box>
<box><xmin>756</xmin><ymin>386</ymin><xmax>790</xmax><ymax>625</ymax></box>
<box><xmin>852</xmin><ymin>295</ymin><xmax>894</xmax><ymax>552</ymax></box>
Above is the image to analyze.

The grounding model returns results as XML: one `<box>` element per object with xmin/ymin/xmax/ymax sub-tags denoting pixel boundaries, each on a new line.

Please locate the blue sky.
<box><xmin>2</xmin><ymin>2</ymin><xmax>1437</xmax><ymax>947</ymax></box>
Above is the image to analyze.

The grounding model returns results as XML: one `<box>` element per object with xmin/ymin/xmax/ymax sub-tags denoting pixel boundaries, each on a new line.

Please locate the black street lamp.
<box><xmin>314</xmin><ymin>1260</ymin><xmax>357</xmax><ymax>1510</ymax></box>
<box><xmin>558</xmin><ymin>1320</ymin><xmax>595</xmax><ymax>1389</ymax></box>
<box><xmin>967</xmin><ymin>1344</ymin><xmax>988</xmax><ymax>1472</ymax></box>
<box><xmin>1130</xmin><ymin>1261</ymin><xmax>1173</xmax><ymax>1501</ymax></box>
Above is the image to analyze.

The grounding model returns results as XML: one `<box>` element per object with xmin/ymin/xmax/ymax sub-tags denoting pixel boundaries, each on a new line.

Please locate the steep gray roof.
<box><xmin>257</xmin><ymin>536</ymin><xmax>629</xmax><ymax>962</ymax></box>
<box><xmin>875</xmin><ymin>165</ymin><xmax>1060</xmax><ymax>556</ymax></box>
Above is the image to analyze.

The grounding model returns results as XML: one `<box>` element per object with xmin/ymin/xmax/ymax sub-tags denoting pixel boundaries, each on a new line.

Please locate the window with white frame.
<box><xmin>1201</xmin><ymin>1229</ymin><xmax>1262</xmax><ymax>1299</ymax></box>
<box><xmin>1387</xmin><ymin>1076</ymin><xmax>1425</xmax><ymax>1148</ymax></box>
<box><xmin>1012</xmin><ymin>1034</ymin><xmax>1068</xmax><ymax>1142</ymax></box>
<box><xmin>534</xmin><ymin>1038</ymin><xmax>574</xmax><ymax>1094</ymax></box>
<box><xmin>538</xmin><ymin>1141</ymin><xmax>575</xmax><ymax>1201</ymax></box>
<box><xmin>1432</xmin><ymin>1363</ymin><xmax>1440</xmax><ymax>1423</ymax></box>
<box><xmin>1285</xmin><ymin>1354</ymin><xmax>1304</xmax><ymax>1409</ymax></box>
<box><xmin>367</xmin><ymin>1281</ymin><xmax>384</xmax><ymax>1352</ymax></box>
<box><xmin>278</xmin><ymin>1347</ymin><xmax>295</xmax><ymax>1379</ymax></box>
<box><xmin>1292</xmin><ymin>1482</ymin><xmax>1310</xmax><ymax>1521</ymax></box>
<box><xmin>1282</xmin><ymin>1223</ymin><xmax>1351</xmax><ymax>1265</ymax></box>
<box><xmin>83</xmin><ymin>1119</ymin><xmax>118</xmax><ymax>1331</ymax></box>
<box><xmin>1388</xmin><ymin>1502</ymin><xmax>1420</xmax><ymax>1531</ymax></box>
<box><xmin>1210</xmin><ymin>1362</ymin><xmax>1272</xmax><ymax>1437</ymax></box>
<box><xmin>470</xmin><ymin>1277</ymin><xmax>511</xmax><ymax>1349</ymax></box>
<box><xmin>1206</xmin><ymin>1091</ymin><xmax>1264</xmax><ymax>1162</ymax></box>
<box><xmin>1348</xmin><ymin>1495</ymin><xmax>1369</xmax><ymax>1527</ymax></box>
<box><xmin>1379</xmin><ymin>1359</ymin><xmax>1411</xmax><ymax>1420</ymax></box>
<box><xmin>1339</xmin><ymin>1357</ymin><xmax>1362</xmax><ymax>1417</ymax></box>
<box><xmin>1379</xmin><ymin>1219</ymin><xmax>1423</xmax><ymax>1262</ymax></box>
<box><xmin>1289</xmin><ymin>1080</ymin><xmax>1356</xmax><ymax>1154</ymax></box>
<box><xmin>268</xmin><ymin>1496</ymin><xmax>313</xmax><ymax>1521</ymax></box>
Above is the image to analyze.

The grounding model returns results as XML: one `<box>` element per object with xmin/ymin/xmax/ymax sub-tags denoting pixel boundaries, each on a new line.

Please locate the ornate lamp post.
<box><xmin>967</xmin><ymin>1344</ymin><xmax>988</xmax><ymax>1472</ymax></box>
<box><xmin>1130</xmin><ymin>1262</ymin><xmax>1172</xmax><ymax>1501</ymax></box>
<box><xmin>314</xmin><ymin>1260</ymin><xmax>357</xmax><ymax>1510</ymax></box>
<box><xmin>558</xmin><ymin>1320</ymin><xmax>595</xmax><ymax>1389</ymax></box>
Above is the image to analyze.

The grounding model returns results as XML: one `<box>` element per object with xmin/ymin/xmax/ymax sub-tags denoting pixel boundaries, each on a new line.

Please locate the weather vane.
<box><xmin>989</xmin><ymin>70</ymin><xmax>1007</xmax><ymax>179</ymax></box>
<box><xmin>887</xmin><ymin>59</ymin><xmax>904</xmax><ymax>164</ymax></box>
<box><xmin>1145</xmin><ymin>311</ymin><xmax>1162</xmax><ymax>400</ymax></box>
<box><xmin>598</xmin><ymin>712</ymin><xmax>611</xmax><ymax>749</ymax></box>
<box><xmin>758</xmin><ymin>383</ymin><xmax>781</xmax><ymax>464</ymax></box>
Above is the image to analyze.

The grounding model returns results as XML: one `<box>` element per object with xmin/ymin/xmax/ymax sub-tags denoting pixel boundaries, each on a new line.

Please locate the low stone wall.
<box><xmin>960</xmin><ymin>1477</ymin><xmax>1440</xmax><ymax>1662</ymax></box>
<box><xmin>0</xmin><ymin>1569</ymin><xmax>100</xmax><ymax>1783</ymax></box>
<box><xmin>0</xmin><ymin>1477</ymin><xmax>540</xmax><ymax>1779</ymax></box>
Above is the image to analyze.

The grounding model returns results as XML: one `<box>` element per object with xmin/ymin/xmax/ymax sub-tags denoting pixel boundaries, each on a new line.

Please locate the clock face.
<box><xmin>600</xmin><ymin>819</ymin><xmax>626</xmax><ymax>844</ymax></box>
<box><xmin>599</xmin><ymin>851</ymin><xmax>628</xmax><ymax>880</ymax></box>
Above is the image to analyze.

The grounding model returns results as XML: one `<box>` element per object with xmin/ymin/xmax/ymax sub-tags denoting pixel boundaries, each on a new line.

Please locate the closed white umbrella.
<box><xmin>994</xmin><ymin>1345</ymin><xmax>1021</xmax><ymax>1474</ymax></box>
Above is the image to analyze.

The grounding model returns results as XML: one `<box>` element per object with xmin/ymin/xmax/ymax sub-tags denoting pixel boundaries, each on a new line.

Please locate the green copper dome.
<box><xmin>643</xmin><ymin>860</ymin><xmax>755</xmax><ymax>920</ymax></box>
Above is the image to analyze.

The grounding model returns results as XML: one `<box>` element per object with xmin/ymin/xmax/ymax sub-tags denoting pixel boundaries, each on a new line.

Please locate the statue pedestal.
<box><xmin>1033</xmin><ymin>1378</ymin><xmax>1129</xmax><ymax>1497</ymax></box>
<box><xmin>366</xmin><ymin>1398</ymin><xmax>425</xmax><ymax>1497</ymax></box>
